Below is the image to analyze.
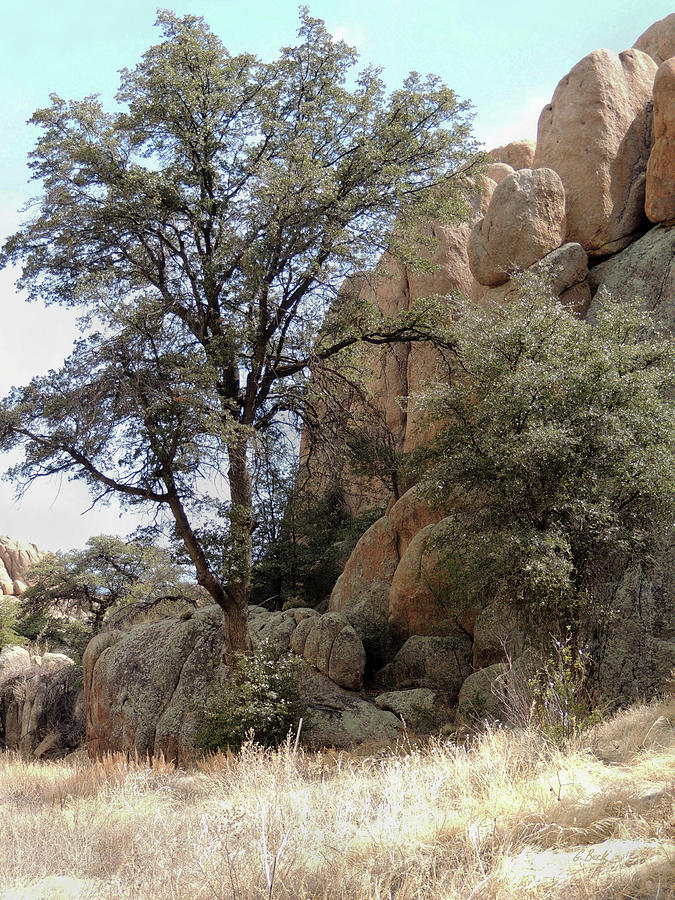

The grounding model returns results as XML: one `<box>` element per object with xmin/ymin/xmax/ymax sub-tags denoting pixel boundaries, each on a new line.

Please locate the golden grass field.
<box><xmin>0</xmin><ymin>698</ymin><xmax>673</xmax><ymax>900</ymax></box>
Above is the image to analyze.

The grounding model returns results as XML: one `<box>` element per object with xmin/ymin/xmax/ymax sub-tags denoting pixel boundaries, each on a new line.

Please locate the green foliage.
<box><xmin>529</xmin><ymin>633</ymin><xmax>601</xmax><ymax>745</ymax></box>
<box><xmin>197</xmin><ymin>644</ymin><xmax>303</xmax><ymax>753</ymax></box>
<box><xmin>251</xmin><ymin>487</ymin><xmax>384</xmax><ymax>607</ymax></box>
<box><xmin>0</xmin><ymin>9</ymin><xmax>478</xmax><ymax>643</ymax></box>
<box><xmin>21</xmin><ymin>534</ymin><xmax>195</xmax><ymax>634</ymax></box>
<box><xmin>418</xmin><ymin>274</ymin><xmax>674</xmax><ymax>638</ymax></box>
<box><xmin>0</xmin><ymin>595</ymin><xmax>26</xmax><ymax>649</ymax></box>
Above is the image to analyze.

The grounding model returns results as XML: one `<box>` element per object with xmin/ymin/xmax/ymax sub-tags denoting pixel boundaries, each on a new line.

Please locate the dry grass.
<box><xmin>0</xmin><ymin>699</ymin><xmax>673</xmax><ymax>900</ymax></box>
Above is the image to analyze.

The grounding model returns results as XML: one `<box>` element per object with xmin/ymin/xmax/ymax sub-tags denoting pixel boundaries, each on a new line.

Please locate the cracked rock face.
<box><xmin>587</xmin><ymin>225</ymin><xmax>675</xmax><ymax>333</ymax></box>
<box><xmin>83</xmin><ymin>607</ymin><xmax>226</xmax><ymax>762</ymax></box>
<box><xmin>534</xmin><ymin>48</ymin><xmax>657</xmax><ymax>257</ymax></box>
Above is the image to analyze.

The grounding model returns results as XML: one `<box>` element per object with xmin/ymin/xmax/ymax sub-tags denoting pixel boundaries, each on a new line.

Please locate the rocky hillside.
<box><xmin>20</xmin><ymin>14</ymin><xmax>675</xmax><ymax>763</ymax></box>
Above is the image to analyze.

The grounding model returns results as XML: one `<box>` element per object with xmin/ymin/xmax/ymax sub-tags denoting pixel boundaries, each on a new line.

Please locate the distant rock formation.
<box><xmin>0</xmin><ymin>536</ymin><xmax>43</xmax><ymax>596</ymax></box>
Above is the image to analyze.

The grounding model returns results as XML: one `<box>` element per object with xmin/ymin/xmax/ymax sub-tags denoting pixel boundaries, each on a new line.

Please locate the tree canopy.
<box><xmin>417</xmin><ymin>274</ymin><xmax>674</xmax><ymax>641</ymax></box>
<box><xmin>0</xmin><ymin>9</ymin><xmax>478</xmax><ymax>654</ymax></box>
<box><xmin>21</xmin><ymin>534</ymin><xmax>197</xmax><ymax>633</ymax></box>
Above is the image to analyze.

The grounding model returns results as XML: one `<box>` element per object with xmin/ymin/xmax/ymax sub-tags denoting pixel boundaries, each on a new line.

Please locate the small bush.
<box><xmin>530</xmin><ymin>632</ymin><xmax>601</xmax><ymax>744</ymax></box>
<box><xmin>492</xmin><ymin>633</ymin><xmax>601</xmax><ymax>744</ymax></box>
<box><xmin>197</xmin><ymin>643</ymin><xmax>303</xmax><ymax>753</ymax></box>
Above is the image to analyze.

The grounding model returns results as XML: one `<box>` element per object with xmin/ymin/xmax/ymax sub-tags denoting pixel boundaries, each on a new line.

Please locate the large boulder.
<box><xmin>468</xmin><ymin>168</ymin><xmax>567</xmax><ymax>287</ymax></box>
<box><xmin>646</xmin><ymin>58</ymin><xmax>675</xmax><ymax>224</ymax></box>
<box><xmin>479</xmin><ymin>242</ymin><xmax>591</xmax><ymax>315</ymax></box>
<box><xmin>488</xmin><ymin>140</ymin><xmax>536</xmax><ymax>170</ymax></box>
<box><xmin>634</xmin><ymin>14</ymin><xmax>675</xmax><ymax>67</ymax></box>
<box><xmin>374</xmin><ymin>687</ymin><xmax>447</xmax><ymax>732</ymax></box>
<box><xmin>534</xmin><ymin>48</ymin><xmax>657</xmax><ymax>256</ymax></box>
<box><xmin>294</xmin><ymin>662</ymin><xmax>403</xmax><ymax>748</ymax></box>
<box><xmin>456</xmin><ymin>663</ymin><xmax>508</xmax><ymax>724</ymax></box>
<box><xmin>83</xmin><ymin>606</ymin><xmax>225</xmax><ymax>763</ymax></box>
<box><xmin>587</xmin><ymin>224</ymin><xmax>675</xmax><ymax>332</ymax></box>
<box><xmin>329</xmin><ymin>486</ymin><xmax>443</xmax><ymax>668</ymax></box>
<box><xmin>300</xmin><ymin>611</ymin><xmax>365</xmax><ymax>691</ymax></box>
<box><xmin>379</xmin><ymin>634</ymin><xmax>473</xmax><ymax>702</ymax></box>
<box><xmin>329</xmin><ymin>515</ymin><xmax>399</xmax><ymax>667</ymax></box>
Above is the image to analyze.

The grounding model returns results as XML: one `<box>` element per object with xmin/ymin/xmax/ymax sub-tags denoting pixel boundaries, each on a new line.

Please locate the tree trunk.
<box><xmin>225</xmin><ymin>432</ymin><xmax>254</xmax><ymax>661</ymax></box>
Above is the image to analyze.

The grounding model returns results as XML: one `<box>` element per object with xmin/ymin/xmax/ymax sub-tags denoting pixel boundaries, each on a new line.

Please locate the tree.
<box><xmin>417</xmin><ymin>274</ymin><xmax>674</xmax><ymax>642</ymax></box>
<box><xmin>0</xmin><ymin>10</ymin><xmax>478</xmax><ymax>656</ymax></box>
<box><xmin>21</xmin><ymin>534</ymin><xmax>197</xmax><ymax>633</ymax></box>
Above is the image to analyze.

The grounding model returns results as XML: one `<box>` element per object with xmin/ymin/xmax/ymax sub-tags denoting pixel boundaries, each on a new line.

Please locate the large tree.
<box><xmin>0</xmin><ymin>10</ymin><xmax>477</xmax><ymax>655</ymax></box>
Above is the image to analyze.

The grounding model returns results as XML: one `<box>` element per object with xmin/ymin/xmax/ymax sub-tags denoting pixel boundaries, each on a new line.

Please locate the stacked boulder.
<box><xmin>0</xmin><ymin>536</ymin><xmax>42</xmax><ymax>596</ymax></box>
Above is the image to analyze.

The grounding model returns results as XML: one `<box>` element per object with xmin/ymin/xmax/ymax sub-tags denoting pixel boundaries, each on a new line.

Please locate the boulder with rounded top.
<box><xmin>634</xmin><ymin>13</ymin><xmax>675</xmax><ymax>67</ymax></box>
<box><xmin>469</xmin><ymin>168</ymin><xmax>567</xmax><ymax>287</ymax></box>
<box><xmin>534</xmin><ymin>48</ymin><xmax>657</xmax><ymax>256</ymax></box>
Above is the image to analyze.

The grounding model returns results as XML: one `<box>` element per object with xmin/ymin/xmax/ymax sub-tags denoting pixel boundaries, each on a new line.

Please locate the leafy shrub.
<box><xmin>0</xmin><ymin>596</ymin><xmax>26</xmax><ymax>649</ymax></box>
<box><xmin>492</xmin><ymin>634</ymin><xmax>601</xmax><ymax>745</ymax></box>
<box><xmin>197</xmin><ymin>643</ymin><xmax>304</xmax><ymax>753</ymax></box>
<box><xmin>529</xmin><ymin>632</ymin><xmax>601</xmax><ymax>744</ymax></box>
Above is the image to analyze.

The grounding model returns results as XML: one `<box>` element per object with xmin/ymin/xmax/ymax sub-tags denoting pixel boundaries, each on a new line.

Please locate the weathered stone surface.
<box><xmin>83</xmin><ymin>606</ymin><xmax>225</xmax><ymax>763</ymax></box>
<box><xmin>534</xmin><ymin>48</ymin><xmax>657</xmax><ymax>256</ymax></box>
<box><xmin>298</xmin><ymin>611</ymin><xmax>365</xmax><ymax>691</ymax></box>
<box><xmin>374</xmin><ymin>687</ymin><xmax>446</xmax><ymax>732</ymax></box>
<box><xmin>488</xmin><ymin>140</ymin><xmax>536</xmax><ymax>170</ymax></box>
<box><xmin>328</xmin><ymin>624</ymin><xmax>367</xmax><ymax>692</ymax></box>
<box><xmin>480</xmin><ymin>242</ymin><xmax>591</xmax><ymax>315</ymax></box>
<box><xmin>388</xmin><ymin>524</ymin><xmax>457</xmax><ymax>642</ymax></box>
<box><xmin>646</xmin><ymin>58</ymin><xmax>675</xmax><ymax>223</ymax></box>
<box><xmin>289</xmin><ymin>613</ymin><xmax>317</xmax><ymax>656</ymax></box>
<box><xmin>590</xmin><ymin>544</ymin><xmax>675</xmax><ymax>704</ymax></box>
<box><xmin>381</xmin><ymin>634</ymin><xmax>473</xmax><ymax>701</ymax></box>
<box><xmin>469</xmin><ymin>168</ymin><xmax>567</xmax><ymax>287</ymax></box>
<box><xmin>248</xmin><ymin>607</ymin><xmax>298</xmax><ymax>657</ymax></box>
<box><xmin>295</xmin><ymin>662</ymin><xmax>402</xmax><ymax>748</ymax></box>
<box><xmin>456</xmin><ymin>663</ymin><xmax>508</xmax><ymax>724</ymax></box>
<box><xmin>486</xmin><ymin>162</ymin><xmax>515</xmax><ymax>184</ymax></box>
<box><xmin>387</xmin><ymin>485</ymin><xmax>442</xmax><ymax>558</ymax></box>
<box><xmin>634</xmin><ymin>14</ymin><xmax>675</xmax><ymax>66</ymax></box>
<box><xmin>0</xmin><ymin>655</ymin><xmax>83</xmax><ymax>757</ymax></box>
<box><xmin>587</xmin><ymin>225</ymin><xmax>674</xmax><ymax>332</ymax></box>
<box><xmin>0</xmin><ymin>536</ymin><xmax>43</xmax><ymax>596</ymax></box>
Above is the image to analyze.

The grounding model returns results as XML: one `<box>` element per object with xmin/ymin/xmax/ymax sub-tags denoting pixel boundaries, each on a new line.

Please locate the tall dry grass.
<box><xmin>0</xmin><ymin>698</ymin><xmax>673</xmax><ymax>900</ymax></box>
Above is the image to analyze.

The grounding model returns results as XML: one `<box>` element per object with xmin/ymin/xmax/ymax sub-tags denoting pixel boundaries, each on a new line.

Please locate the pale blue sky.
<box><xmin>0</xmin><ymin>0</ymin><xmax>671</xmax><ymax>550</ymax></box>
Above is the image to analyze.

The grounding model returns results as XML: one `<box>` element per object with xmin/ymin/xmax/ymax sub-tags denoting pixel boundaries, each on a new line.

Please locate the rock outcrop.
<box><xmin>587</xmin><ymin>225</ymin><xmax>675</xmax><ymax>331</ymax></box>
<box><xmin>0</xmin><ymin>646</ymin><xmax>82</xmax><ymax>756</ymax></box>
<box><xmin>80</xmin><ymin>16</ymin><xmax>675</xmax><ymax>758</ymax></box>
<box><xmin>83</xmin><ymin>605</ymin><xmax>400</xmax><ymax>760</ymax></box>
<box><xmin>0</xmin><ymin>536</ymin><xmax>42</xmax><ymax>596</ymax></box>
<box><xmin>646</xmin><ymin>58</ymin><xmax>675</xmax><ymax>223</ymax></box>
<box><xmin>533</xmin><ymin>48</ymin><xmax>657</xmax><ymax>256</ymax></box>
